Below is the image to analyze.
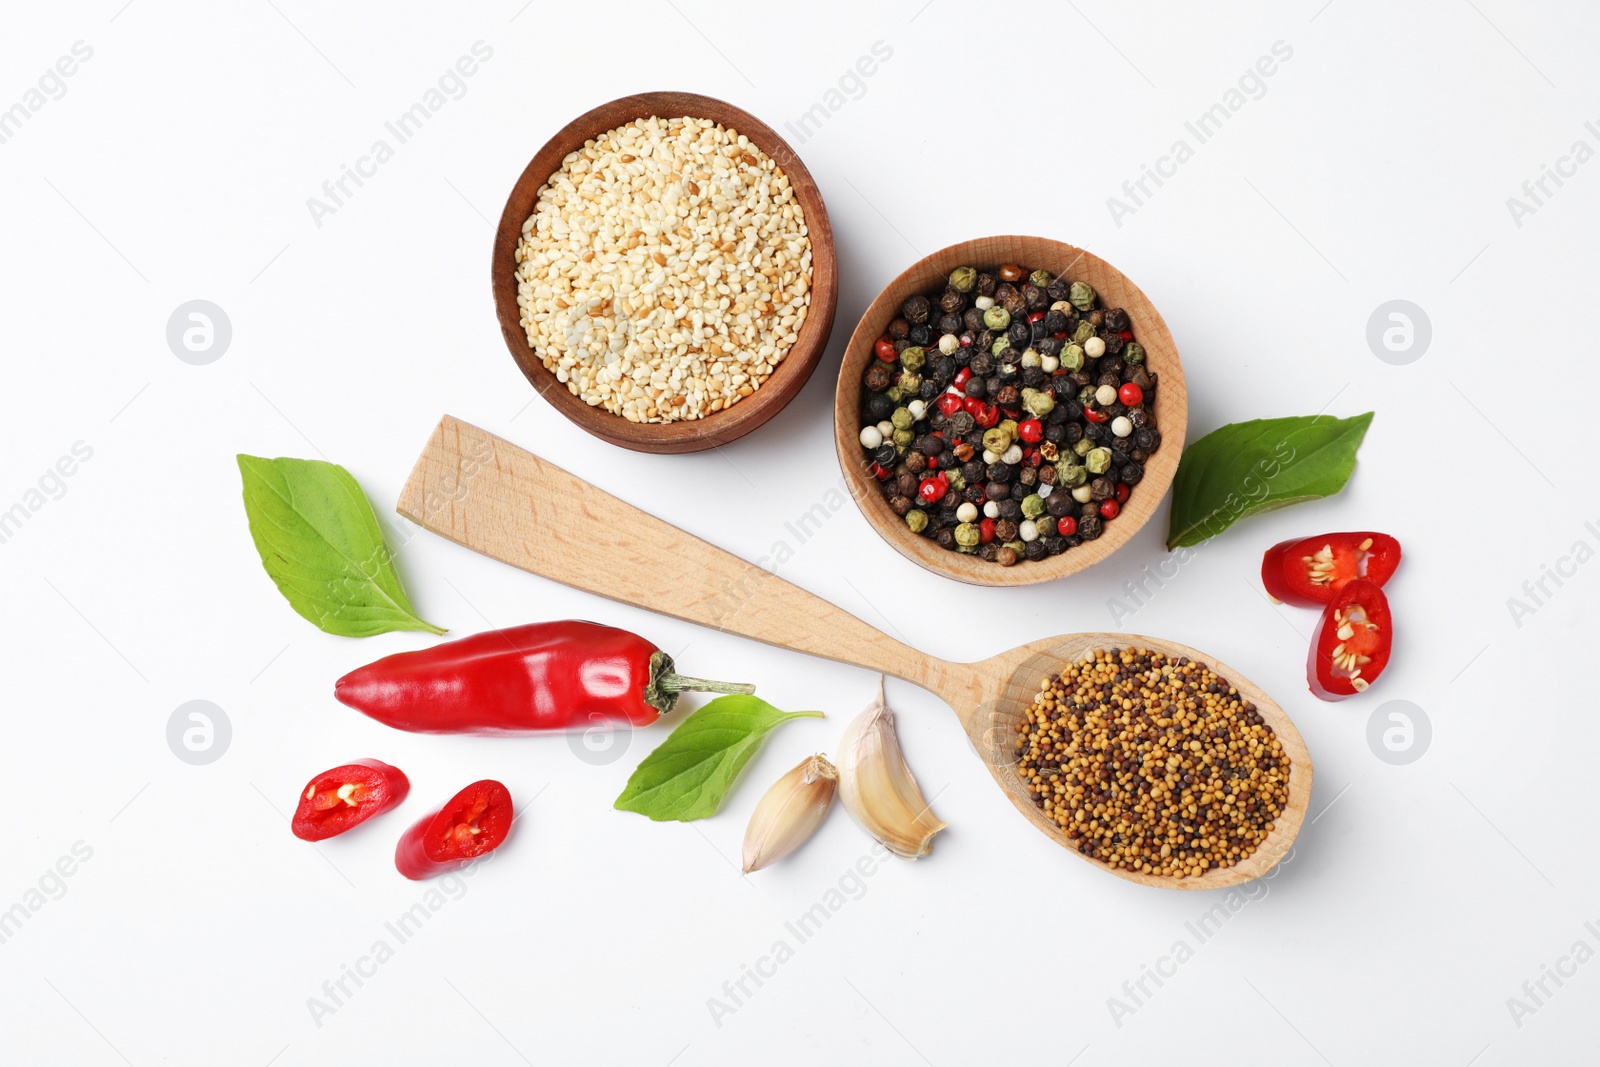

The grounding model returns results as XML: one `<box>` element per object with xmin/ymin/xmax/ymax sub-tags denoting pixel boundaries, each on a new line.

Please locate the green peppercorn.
<box><xmin>1020</xmin><ymin>348</ymin><xmax>1042</xmax><ymax>369</ymax></box>
<box><xmin>1086</xmin><ymin>447</ymin><xmax>1112</xmax><ymax>474</ymax></box>
<box><xmin>896</xmin><ymin>370</ymin><xmax>921</xmax><ymax>394</ymax></box>
<box><xmin>1077</xmin><ymin>385</ymin><xmax>1097</xmax><ymax>405</ymax></box>
<box><xmin>991</xmin><ymin>337</ymin><xmax>1011</xmax><ymax>356</ymax></box>
<box><xmin>1073</xmin><ymin>437</ymin><xmax>1095</xmax><ymax>458</ymax></box>
<box><xmin>954</xmin><ymin>522</ymin><xmax>981</xmax><ymax>547</ymax></box>
<box><xmin>1057</xmin><ymin>461</ymin><xmax>1088</xmax><ymax>487</ymax></box>
<box><xmin>998</xmin><ymin>419</ymin><xmax>1019</xmax><ymax>439</ymax></box>
<box><xmin>1029</xmin><ymin>269</ymin><xmax>1053</xmax><ymax>288</ymax></box>
<box><xmin>983</xmin><ymin>306</ymin><xmax>1011</xmax><ymax>331</ymax></box>
<box><xmin>1123</xmin><ymin>341</ymin><xmax>1146</xmax><ymax>365</ymax></box>
<box><xmin>1004</xmin><ymin>540</ymin><xmax>1025</xmax><ymax>554</ymax></box>
<box><xmin>1023</xmin><ymin>390</ymin><xmax>1055</xmax><ymax>417</ymax></box>
<box><xmin>1021</xmin><ymin>494</ymin><xmax>1045</xmax><ymax>519</ymax></box>
<box><xmin>893</xmin><ymin>428</ymin><xmax>914</xmax><ymax>448</ymax></box>
<box><xmin>1061</xmin><ymin>343</ymin><xmax>1085</xmax><ymax>372</ymax></box>
<box><xmin>906</xmin><ymin>509</ymin><xmax>929</xmax><ymax>534</ymax></box>
<box><xmin>946</xmin><ymin>470</ymin><xmax>967</xmax><ymax>492</ymax></box>
<box><xmin>1073</xmin><ymin>321</ymin><xmax>1096</xmax><ymax>344</ymax></box>
<box><xmin>891</xmin><ymin>406</ymin><xmax>914</xmax><ymax>430</ymax></box>
<box><xmin>900</xmin><ymin>346</ymin><xmax>926</xmax><ymax>371</ymax></box>
<box><xmin>885</xmin><ymin>385</ymin><xmax>903</xmax><ymax>402</ymax></box>
<box><xmin>982</xmin><ymin>427</ymin><xmax>1013</xmax><ymax>454</ymax></box>
<box><xmin>949</xmin><ymin>266</ymin><xmax>977</xmax><ymax>293</ymax></box>
<box><xmin>1068</xmin><ymin>281</ymin><xmax>1096</xmax><ymax>312</ymax></box>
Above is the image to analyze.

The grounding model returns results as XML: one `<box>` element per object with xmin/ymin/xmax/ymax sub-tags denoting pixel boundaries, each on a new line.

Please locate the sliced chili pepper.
<box><xmin>1307</xmin><ymin>579</ymin><xmax>1392</xmax><ymax>701</ymax></box>
<box><xmin>335</xmin><ymin>621</ymin><xmax>753</xmax><ymax>734</ymax></box>
<box><xmin>394</xmin><ymin>780</ymin><xmax>513</xmax><ymax>880</ymax></box>
<box><xmin>291</xmin><ymin>759</ymin><xmax>409</xmax><ymax>842</ymax></box>
<box><xmin>1262</xmin><ymin>531</ymin><xmax>1402</xmax><ymax>607</ymax></box>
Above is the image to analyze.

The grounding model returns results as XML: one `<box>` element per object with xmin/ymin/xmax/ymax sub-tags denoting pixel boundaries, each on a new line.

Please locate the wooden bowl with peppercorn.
<box><xmin>834</xmin><ymin>236</ymin><xmax>1186</xmax><ymax>585</ymax></box>
<box><xmin>492</xmin><ymin>91</ymin><xmax>839</xmax><ymax>454</ymax></box>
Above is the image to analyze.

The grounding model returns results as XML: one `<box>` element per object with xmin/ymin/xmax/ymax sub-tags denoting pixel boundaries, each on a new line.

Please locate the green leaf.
<box><xmin>1166</xmin><ymin>412</ymin><xmax>1375</xmax><ymax>550</ymax></box>
<box><xmin>614</xmin><ymin>695</ymin><xmax>822</xmax><ymax>822</ymax></box>
<box><xmin>237</xmin><ymin>454</ymin><xmax>445</xmax><ymax>638</ymax></box>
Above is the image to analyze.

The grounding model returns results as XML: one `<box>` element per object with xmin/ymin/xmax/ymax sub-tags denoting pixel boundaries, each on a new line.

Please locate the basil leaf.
<box><xmin>614</xmin><ymin>695</ymin><xmax>822</xmax><ymax>822</ymax></box>
<box><xmin>1166</xmin><ymin>412</ymin><xmax>1374</xmax><ymax>549</ymax></box>
<box><xmin>238</xmin><ymin>454</ymin><xmax>444</xmax><ymax>637</ymax></box>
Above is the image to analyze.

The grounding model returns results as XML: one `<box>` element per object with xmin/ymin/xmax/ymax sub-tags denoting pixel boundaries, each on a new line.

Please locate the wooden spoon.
<box><xmin>398</xmin><ymin>416</ymin><xmax>1313</xmax><ymax>890</ymax></box>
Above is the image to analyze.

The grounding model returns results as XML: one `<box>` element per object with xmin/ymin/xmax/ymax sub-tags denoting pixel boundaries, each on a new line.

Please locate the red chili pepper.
<box><xmin>291</xmin><ymin>759</ymin><xmax>409</xmax><ymax>842</ymax></box>
<box><xmin>335</xmin><ymin>622</ymin><xmax>753</xmax><ymax>733</ymax></box>
<box><xmin>395</xmin><ymin>780</ymin><xmax>513</xmax><ymax>880</ymax></box>
<box><xmin>1099</xmin><ymin>499</ymin><xmax>1120</xmax><ymax>520</ymax></box>
<box><xmin>1018</xmin><ymin>419</ymin><xmax>1043</xmax><ymax>444</ymax></box>
<box><xmin>972</xmin><ymin>403</ymin><xmax>1000</xmax><ymax>429</ymax></box>
<box><xmin>936</xmin><ymin>393</ymin><xmax>964</xmax><ymax>417</ymax></box>
<box><xmin>952</xmin><ymin>367</ymin><xmax>972</xmax><ymax>389</ymax></box>
<box><xmin>918</xmin><ymin>473</ymin><xmax>948</xmax><ymax>503</ymax></box>
<box><xmin>1261</xmin><ymin>532</ymin><xmax>1402</xmax><ymax>607</ymax></box>
<box><xmin>1118</xmin><ymin>382</ymin><xmax>1144</xmax><ymax>406</ymax></box>
<box><xmin>1083</xmin><ymin>406</ymin><xmax>1109</xmax><ymax>424</ymax></box>
<box><xmin>1058</xmin><ymin>515</ymin><xmax>1078</xmax><ymax>536</ymax></box>
<box><xmin>1115</xmin><ymin>482</ymin><xmax>1130</xmax><ymax>503</ymax></box>
<box><xmin>1308</xmin><ymin>579</ymin><xmax>1392</xmax><ymax>701</ymax></box>
<box><xmin>873</xmin><ymin>337</ymin><xmax>897</xmax><ymax>362</ymax></box>
<box><xmin>979</xmin><ymin>517</ymin><xmax>995</xmax><ymax>543</ymax></box>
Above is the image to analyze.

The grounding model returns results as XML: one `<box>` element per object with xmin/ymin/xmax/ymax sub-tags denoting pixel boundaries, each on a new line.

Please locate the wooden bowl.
<box><xmin>492</xmin><ymin>91</ymin><xmax>839</xmax><ymax>454</ymax></box>
<box><xmin>833</xmin><ymin>236</ymin><xmax>1188</xmax><ymax>586</ymax></box>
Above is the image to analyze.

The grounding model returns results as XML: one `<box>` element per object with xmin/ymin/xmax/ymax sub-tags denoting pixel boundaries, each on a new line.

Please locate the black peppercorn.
<box><xmin>947</xmin><ymin>411</ymin><xmax>975</xmax><ymax>436</ymax></box>
<box><xmin>912</xmin><ymin>435</ymin><xmax>939</xmax><ymax>457</ymax></box>
<box><xmin>993</xmin><ymin>384</ymin><xmax>1020</xmax><ymax>408</ymax></box>
<box><xmin>1043</xmin><ymin>424</ymin><xmax>1066</xmax><ymax>445</ymax></box>
<box><xmin>1000</xmin><ymin>288</ymin><xmax>1027</xmax><ymax>318</ymax></box>
<box><xmin>1023</xmin><ymin>284</ymin><xmax>1049</xmax><ymax>312</ymax></box>
<box><xmin>986</xmin><ymin>461</ymin><xmax>1013</xmax><ymax>484</ymax></box>
<box><xmin>996</xmin><ymin>546</ymin><xmax>1019</xmax><ymax>566</ymax></box>
<box><xmin>935</xmin><ymin>527</ymin><xmax>956</xmax><ymax>549</ymax></box>
<box><xmin>937</xmin><ymin>313</ymin><xmax>963</xmax><ymax>336</ymax></box>
<box><xmin>1120</xmin><ymin>463</ymin><xmax>1144</xmax><ymax>485</ymax></box>
<box><xmin>1079</xmin><ymin>515</ymin><xmax>1103</xmax><ymax>540</ymax></box>
<box><xmin>1104</xmin><ymin>308</ymin><xmax>1130</xmax><ymax>332</ymax></box>
<box><xmin>1046</xmin><ymin>277</ymin><xmax>1070</xmax><ymax>303</ymax></box>
<box><xmin>1046</xmin><ymin>492</ymin><xmax>1073</xmax><ymax>518</ymax></box>
<box><xmin>1024</xmin><ymin>539</ymin><xmax>1048</xmax><ymax>561</ymax></box>
<box><xmin>1135</xmin><ymin>428</ymin><xmax>1161</xmax><ymax>452</ymax></box>
<box><xmin>865</xmin><ymin>393</ymin><xmax>893</xmax><ymax>420</ymax></box>
<box><xmin>1080</xmin><ymin>502</ymin><xmax>1100</xmax><ymax>519</ymax></box>
<box><xmin>964</xmin><ymin>376</ymin><xmax>987</xmax><ymax>400</ymax></box>
<box><xmin>1090</xmin><ymin>476</ymin><xmax>1116</xmax><ymax>502</ymax></box>
<box><xmin>994</xmin><ymin>519</ymin><xmax>1018</xmax><ymax>542</ymax></box>
<box><xmin>999</xmin><ymin>499</ymin><xmax>1023</xmax><ymax>522</ymax></box>
<box><xmin>1038</xmin><ymin>464</ymin><xmax>1058</xmax><ymax>486</ymax></box>
<box><xmin>1102</xmin><ymin>332</ymin><xmax>1124</xmax><ymax>357</ymax></box>
<box><xmin>888</xmin><ymin>318</ymin><xmax>910</xmax><ymax>340</ymax></box>
<box><xmin>904</xmin><ymin>451</ymin><xmax>926</xmax><ymax>475</ymax></box>
<box><xmin>961</xmin><ymin>460</ymin><xmax>985</xmax><ymax>483</ymax></box>
<box><xmin>974</xmin><ymin>329</ymin><xmax>995</xmax><ymax>352</ymax></box>
<box><xmin>902</xmin><ymin>295</ymin><xmax>931</xmax><ymax>324</ymax></box>
<box><xmin>1007</xmin><ymin>321</ymin><xmax>1030</xmax><ymax>347</ymax></box>
<box><xmin>979</xmin><ymin>542</ymin><xmax>1000</xmax><ymax>563</ymax></box>
<box><xmin>976</xmin><ymin>271</ymin><xmax>998</xmax><ymax>297</ymax></box>
<box><xmin>1044</xmin><ymin>535</ymin><xmax>1068</xmax><ymax>555</ymax></box>
<box><xmin>968</xmin><ymin>350</ymin><xmax>996</xmax><ymax>377</ymax></box>
<box><xmin>917</xmin><ymin>380</ymin><xmax>940</xmax><ymax>401</ymax></box>
<box><xmin>889</xmin><ymin>495</ymin><xmax>912</xmax><ymax>516</ymax></box>
<box><xmin>1130</xmin><ymin>448</ymin><xmax>1149</xmax><ymax>464</ymax></box>
<box><xmin>1021</xmin><ymin>367</ymin><xmax>1048</xmax><ymax>389</ymax></box>
<box><xmin>1087</xmin><ymin>309</ymin><xmax>1105</xmax><ymax>327</ymax></box>
<box><xmin>1036</xmin><ymin>336</ymin><xmax>1062</xmax><ymax>357</ymax></box>
<box><xmin>963</xmin><ymin>483</ymin><xmax>986</xmax><ymax>505</ymax></box>
<box><xmin>964</xmin><ymin>307</ymin><xmax>985</xmax><ymax>332</ymax></box>
<box><xmin>1129</xmin><ymin>408</ymin><xmax>1152</xmax><ymax>430</ymax></box>
<box><xmin>1009</xmin><ymin>481</ymin><xmax>1030</xmax><ymax>502</ymax></box>
<box><xmin>1064</xmin><ymin>422</ymin><xmax>1084</xmax><ymax>444</ymax></box>
<box><xmin>1101</xmin><ymin>357</ymin><xmax>1124</xmax><ymax>377</ymax></box>
<box><xmin>1019</xmin><ymin>466</ymin><xmax>1039</xmax><ymax>487</ymax></box>
<box><xmin>864</xmin><ymin>363</ymin><xmax>893</xmax><ymax>391</ymax></box>
<box><xmin>939</xmin><ymin>288</ymin><xmax>965</xmax><ymax>314</ymax></box>
<box><xmin>986</xmin><ymin>481</ymin><xmax>1009</xmax><ymax>502</ymax></box>
<box><xmin>1042</xmin><ymin>309</ymin><xmax>1069</xmax><ymax>335</ymax></box>
<box><xmin>1085</xmin><ymin>421</ymin><xmax>1107</xmax><ymax>443</ymax></box>
<box><xmin>896</xmin><ymin>471</ymin><xmax>917</xmax><ymax>498</ymax></box>
<box><xmin>872</xmin><ymin>443</ymin><xmax>898</xmax><ymax>467</ymax></box>
<box><xmin>908</xmin><ymin>324</ymin><xmax>932</xmax><ymax>346</ymax></box>
<box><xmin>1129</xmin><ymin>365</ymin><xmax>1152</xmax><ymax>391</ymax></box>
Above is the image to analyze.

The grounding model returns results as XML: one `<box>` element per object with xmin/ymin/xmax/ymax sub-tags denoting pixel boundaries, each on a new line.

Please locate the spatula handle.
<box><xmin>398</xmin><ymin>416</ymin><xmax>931</xmax><ymax>683</ymax></box>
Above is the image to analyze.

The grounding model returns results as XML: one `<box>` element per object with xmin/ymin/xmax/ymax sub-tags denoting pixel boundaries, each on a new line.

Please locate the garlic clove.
<box><xmin>837</xmin><ymin>679</ymin><xmax>946</xmax><ymax>859</ymax></box>
<box><xmin>741</xmin><ymin>754</ymin><xmax>837</xmax><ymax>873</ymax></box>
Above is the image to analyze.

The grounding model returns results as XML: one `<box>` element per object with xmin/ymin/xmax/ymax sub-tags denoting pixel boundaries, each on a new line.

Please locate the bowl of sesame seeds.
<box><xmin>493</xmin><ymin>91</ymin><xmax>838</xmax><ymax>453</ymax></box>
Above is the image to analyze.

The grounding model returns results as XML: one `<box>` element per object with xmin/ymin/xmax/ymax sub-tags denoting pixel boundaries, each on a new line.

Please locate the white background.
<box><xmin>2</xmin><ymin>1</ymin><xmax>1595</xmax><ymax>1064</ymax></box>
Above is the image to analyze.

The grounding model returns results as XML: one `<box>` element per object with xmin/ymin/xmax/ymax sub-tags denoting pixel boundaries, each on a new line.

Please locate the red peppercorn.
<box><xmin>869</xmin><ymin>462</ymin><xmax>889</xmax><ymax>480</ymax></box>
<box><xmin>979</xmin><ymin>518</ymin><xmax>996</xmax><ymax>544</ymax></box>
<box><xmin>1118</xmin><ymin>383</ymin><xmax>1144</xmax><ymax>406</ymax></box>
<box><xmin>952</xmin><ymin>367</ymin><xmax>972</xmax><ymax>388</ymax></box>
<box><xmin>918</xmin><ymin>474</ymin><xmax>948</xmax><ymax>504</ymax></box>
<box><xmin>1058</xmin><ymin>515</ymin><xmax>1078</xmax><ymax>536</ymax></box>
<box><xmin>1116</xmin><ymin>482</ymin><xmax>1130</xmax><ymax>503</ymax></box>
<box><xmin>1118</xmin><ymin>329</ymin><xmax>1133</xmax><ymax>342</ymax></box>
<box><xmin>925</xmin><ymin>454</ymin><xmax>939</xmax><ymax>470</ymax></box>
<box><xmin>1028</xmin><ymin>311</ymin><xmax>1045</xmax><ymax>324</ymax></box>
<box><xmin>1099</xmin><ymin>499</ymin><xmax>1120</xmax><ymax>520</ymax></box>
<box><xmin>962</xmin><ymin>396</ymin><xmax>983</xmax><ymax>415</ymax></box>
<box><xmin>936</xmin><ymin>393</ymin><xmax>963</xmax><ymax>417</ymax></box>
<box><xmin>1025</xmin><ymin>450</ymin><xmax>1042</xmax><ymax>468</ymax></box>
<box><xmin>1053</xmin><ymin>331</ymin><xmax>1068</xmax><ymax>340</ymax></box>
<box><xmin>972</xmin><ymin>403</ymin><xmax>1000</xmax><ymax>429</ymax></box>
<box><xmin>874</xmin><ymin>338</ymin><xmax>897</xmax><ymax>362</ymax></box>
<box><xmin>1084</xmin><ymin>406</ymin><xmax>1109</xmax><ymax>424</ymax></box>
<box><xmin>1018</xmin><ymin>419</ymin><xmax>1043</xmax><ymax>443</ymax></box>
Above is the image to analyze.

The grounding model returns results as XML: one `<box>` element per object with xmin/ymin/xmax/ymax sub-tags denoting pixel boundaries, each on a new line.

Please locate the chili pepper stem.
<box><xmin>656</xmin><ymin>674</ymin><xmax>758</xmax><ymax>697</ymax></box>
